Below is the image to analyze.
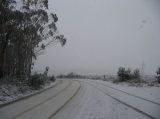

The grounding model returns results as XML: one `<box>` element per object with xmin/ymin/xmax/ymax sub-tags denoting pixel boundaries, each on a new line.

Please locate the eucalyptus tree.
<box><xmin>0</xmin><ymin>0</ymin><xmax>66</xmax><ymax>78</ymax></box>
<box><xmin>0</xmin><ymin>0</ymin><xmax>22</xmax><ymax>77</ymax></box>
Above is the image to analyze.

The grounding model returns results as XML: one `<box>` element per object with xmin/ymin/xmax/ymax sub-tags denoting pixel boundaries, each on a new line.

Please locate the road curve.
<box><xmin>0</xmin><ymin>80</ymin><xmax>80</xmax><ymax>119</ymax></box>
<box><xmin>1</xmin><ymin>79</ymin><xmax>159</xmax><ymax>119</ymax></box>
<box><xmin>52</xmin><ymin>79</ymin><xmax>152</xmax><ymax>119</ymax></box>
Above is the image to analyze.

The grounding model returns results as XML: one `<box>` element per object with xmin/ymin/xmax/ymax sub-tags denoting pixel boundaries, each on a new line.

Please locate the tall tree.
<box><xmin>0</xmin><ymin>0</ymin><xmax>66</xmax><ymax>78</ymax></box>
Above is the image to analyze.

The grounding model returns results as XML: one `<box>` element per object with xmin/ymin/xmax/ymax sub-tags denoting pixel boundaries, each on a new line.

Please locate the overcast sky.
<box><xmin>34</xmin><ymin>0</ymin><xmax>160</xmax><ymax>75</ymax></box>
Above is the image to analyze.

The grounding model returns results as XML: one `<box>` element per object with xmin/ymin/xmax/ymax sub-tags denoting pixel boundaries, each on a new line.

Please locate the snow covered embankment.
<box><xmin>0</xmin><ymin>80</ymin><xmax>57</xmax><ymax>106</ymax></box>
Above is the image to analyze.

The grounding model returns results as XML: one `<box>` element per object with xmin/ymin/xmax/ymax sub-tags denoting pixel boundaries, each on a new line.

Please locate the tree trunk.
<box><xmin>0</xmin><ymin>33</ymin><xmax>10</xmax><ymax>78</ymax></box>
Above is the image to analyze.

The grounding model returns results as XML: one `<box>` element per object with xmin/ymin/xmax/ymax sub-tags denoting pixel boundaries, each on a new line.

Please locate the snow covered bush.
<box><xmin>117</xmin><ymin>67</ymin><xmax>140</xmax><ymax>82</ymax></box>
<box><xmin>44</xmin><ymin>66</ymin><xmax>49</xmax><ymax>76</ymax></box>
<box><xmin>156</xmin><ymin>67</ymin><xmax>160</xmax><ymax>83</ymax></box>
<box><xmin>133</xmin><ymin>68</ymin><xmax>140</xmax><ymax>79</ymax></box>
<box><xmin>50</xmin><ymin>75</ymin><xmax>56</xmax><ymax>82</ymax></box>
<box><xmin>117</xmin><ymin>67</ymin><xmax>131</xmax><ymax>82</ymax></box>
<box><xmin>28</xmin><ymin>74</ymin><xmax>45</xmax><ymax>89</ymax></box>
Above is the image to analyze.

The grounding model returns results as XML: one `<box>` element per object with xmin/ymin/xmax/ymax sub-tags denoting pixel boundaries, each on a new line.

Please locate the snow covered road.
<box><xmin>0</xmin><ymin>79</ymin><xmax>159</xmax><ymax>119</ymax></box>
<box><xmin>0</xmin><ymin>80</ymin><xmax>80</xmax><ymax>119</ymax></box>
<box><xmin>83</xmin><ymin>80</ymin><xmax>160</xmax><ymax>119</ymax></box>
<box><xmin>53</xmin><ymin>79</ymin><xmax>159</xmax><ymax>119</ymax></box>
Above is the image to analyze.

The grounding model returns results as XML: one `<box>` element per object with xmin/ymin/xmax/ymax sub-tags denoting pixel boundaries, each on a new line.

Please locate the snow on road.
<box><xmin>53</xmin><ymin>80</ymin><xmax>150</xmax><ymax>119</ymax></box>
<box><xmin>84</xmin><ymin>79</ymin><xmax>160</xmax><ymax>119</ymax></box>
<box><xmin>93</xmin><ymin>80</ymin><xmax>160</xmax><ymax>103</ymax></box>
<box><xmin>0</xmin><ymin>80</ymin><xmax>80</xmax><ymax>119</ymax></box>
<box><xmin>0</xmin><ymin>79</ymin><xmax>159</xmax><ymax>119</ymax></box>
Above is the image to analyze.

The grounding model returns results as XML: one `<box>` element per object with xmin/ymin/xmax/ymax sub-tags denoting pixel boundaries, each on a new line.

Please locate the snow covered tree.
<box><xmin>117</xmin><ymin>67</ymin><xmax>132</xmax><ymax>81</ymax></box>
<box><xmin>117</xmin><ymin>67</ymin><xmax>126</xmax><ymax>82</ymax></box>
<box><xmin>133</xmin><ymin>68</ymin><xmax>140</xmax><ymax>79</ymax></box>
<box><xmin>117</xmin><ymin>67</ymin><xmax>140</xmax><ymax>82</ymax></box>
<box><xmin>0</xmin><ymin>0</ymin><xmax>66</xmax><ymax>79</ymax></box>
<box><xmin>156</xmin><ymin>67</ymin><xmax>160</xmax><ymax>83</ymax></box>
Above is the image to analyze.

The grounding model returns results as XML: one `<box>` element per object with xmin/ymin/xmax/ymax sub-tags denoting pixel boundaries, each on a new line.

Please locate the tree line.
<box><xmin>0</xmin><ymin>0</ymin><xmax>66</xmax><ymax>79</ymax></box>
<box><xmin>117</xmin><ymin>67</ymin><xmax>160</xmax><ymax>83</ymax></box>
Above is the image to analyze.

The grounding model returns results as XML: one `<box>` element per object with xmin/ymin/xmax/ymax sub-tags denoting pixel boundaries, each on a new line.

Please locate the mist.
<box><xmin>34</xmin><ymin>0</ymin><xmax>160</xmax><ymax>75</ymax></box>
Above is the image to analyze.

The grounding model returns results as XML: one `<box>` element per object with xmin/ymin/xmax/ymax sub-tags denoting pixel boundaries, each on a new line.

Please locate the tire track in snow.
<box><xmin>85</xmin><ymin>81</ymin><xmax>156</xmax><ymax>119</ymax></box>
<box><xmin>47</xmin><ymin>80</ymin><xmax>81</xmax><ymax>119</ymax></box>
<box><xmin>94</xmin><ymin>81</ymin><xmax>160</xmax><ymax>106</ymax></box>
<box><xmin>12</xmin><ymin>80</ymin><xmax>72</xmax><ymax>119</ymax></box>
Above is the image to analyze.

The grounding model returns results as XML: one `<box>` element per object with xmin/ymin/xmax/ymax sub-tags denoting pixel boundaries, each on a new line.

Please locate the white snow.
<box><xmin>1</xmin><ymin>79</ymin><xmax>159</xmax><ymax>119</ymax></box>
<box><xmin>53</xmin><ymin>80</ymin><xmax>151</xmax><ymax>119</ymax></box>
<box><xmin>0</xmin><ymin>81</ymin><xmax>56</xmax><ymax>105</ymax></box>
<box><xmin>93</xmin><ymin>80</ymin><xmax>160</xmax><ymax>104</ymax></box>
<box><xmin>84</xmin><ymin>79</ymin><xmax>160</xmax><ymax>119</ymax></box>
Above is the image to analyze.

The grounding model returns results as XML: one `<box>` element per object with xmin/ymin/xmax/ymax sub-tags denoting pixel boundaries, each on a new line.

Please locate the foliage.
<box><xmin>50</xmin><ymin>75</ymin><xmax>56</xmax><ymax>82</ymax></box>
<box><xmin>56</xmin><ymin>72</ymin><xmax>80</xmax><ymax>79</ymax></box>
<box><xmin>117</xmin><ymin>67</ymin><xmax>140</xmax><ymax>82</ymax></box>
<box><xmin>0</xmin><ymin>0</ymin><xmax>66</xmax><ymax>79</ymax></box>
<box><xmin>28</xmin><ymin>74</ymin><xmax>45</xmax><ymax>89</ymax></box>
<box><xmin>133</xmin><ymin>68</ymin><xmax>140</xmax><ymax>79</ymax></box>
<box><xmin>156</xmin><ymin>67</ymin><xmax>160</xmax><ymax>83</ymax></box>
<box><xmin>117</xmin><ymin>67</ymin><xmax>129</xmax><ymax>82</ymax></box>
<box><xmin>44</xmin><ymin>66</ymin><xmax>49</xmax><ymax>76</ymax></box>
<box><xmin>66</xmin><ymin>72</ymin><xmax>79</xmax><ymax>78</ymax></box>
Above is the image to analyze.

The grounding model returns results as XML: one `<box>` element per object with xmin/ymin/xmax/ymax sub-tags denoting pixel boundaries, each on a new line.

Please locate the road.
<box><xmin>0</xmin><ymin>80</ymin><xmax>80</xmax><ymax>119</ymax></box>
<box><xmin>53</xmin><ymin>79</ymin><xmax>158</xmax><ymax>119</ymax></box>
<box><xmin>0</xmin><ymin>79</ymin><xmax>159</xmax><ymax>119</ymax></box>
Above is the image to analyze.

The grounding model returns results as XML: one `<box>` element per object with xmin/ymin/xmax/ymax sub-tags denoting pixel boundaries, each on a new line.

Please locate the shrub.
<box><xmin>117</xmin><ymin>67</ymin><xmax>132</xmax><ymax>82</ymax></box>
<box><xmin>44</xmin><ymin>66</ymin><xmax>49</xmax><ymax>76</ymax></box>
<box><xmin>156</xmin><ymin>67</ymin><xmax>160</xmax><ymax>83</ymax></box>
<box><xmin>28</xmin><ymin>74</ymin><xmax>45</xmax><ymax>89</ymax></box>
<box><xmin>117</xmin><ymin>67</ymin><xmax>140</xmax><ymax>82</ymax></box>
<box><xmin>50</xmin><ymin>75</ymin><xmax>56</xmax><ymax>82</ymax></box>
<box><xmin>117</xmin><ymin>67</ymin><xmax>125</xmax><ymax>82</ymax></box>
<box><xmin>113</xmin><ymin>79</ymin><xmax>119</xmax><ymax>84</ymax></box>
<box><xmin>133</xmin><ymin>68</ymin><xmax>140</xmax><ymax>79</ymax></box>
<box><xmin>125</xmin><ymin>68</ymin><xmax>132</xmax><ymax>80</ymax></box>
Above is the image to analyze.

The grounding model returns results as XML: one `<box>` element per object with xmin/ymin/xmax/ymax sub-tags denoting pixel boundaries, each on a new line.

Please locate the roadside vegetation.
<box><xmin>0</xmin><ymin>1</ymin><xmax>66</xmax><ymax>81</ymax></box>
<box><xmin>156</xmin><ymin>67</ymin><xmax>160</xmax><ymax>83</ymax></box>
<box><xmin>0</xmin><ymin>66</ymin><xmax>57</xmax><ymax>102</ymax></box>
<box><xmin>0</xmin><ymin>0</ymin><xmax>66</xmax><ymax>102</ymax></box>
<box><xmin>117</xmin><ymin>67</ymin><xmax>140</xmax><ymax>82</ymax></box>
<box><xmin>57</xmin><ymin>67</ymin><xmax>160</xmax><ymax>87</ymax></box>
<box><xmin>111</xmin><ymin>66</ymin><xmax>160</xmax><ymax>87</ymax></box>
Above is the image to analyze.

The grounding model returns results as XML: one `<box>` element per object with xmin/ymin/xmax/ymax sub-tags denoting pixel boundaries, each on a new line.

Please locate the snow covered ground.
<box><xmin>0</xmin><ymin>80</ymin><xmax>80</xmax><ymax>119</ymax></box>
<box><xmin>0</xmin><ymin>79</ymin><xmax>159</xmax><ymax>119</ymax></box>
<box><xmin>53</xmin><ymin>79</ymin><xmax>160</xmax><ymax>119</ymax></box>
<box><xmin>83</xmin><ymin>79</ymin><xmax>160</xmax><ymax>119</ymax></box>
<box><xmin>0</xmin><ymin>80</ymin><xmax>56</xmax><ymax>105</ymax></box>
<box><xmin>92</xmin><ymin>79</ymin><xmax>160</xmax><ymax>103</ymax></box>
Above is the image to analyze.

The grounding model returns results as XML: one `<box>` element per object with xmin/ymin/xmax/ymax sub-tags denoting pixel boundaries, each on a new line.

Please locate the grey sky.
<box><xmin>34</xmin><ymin>0</ymin><xmax>160</xmax><ymax>75</ymax></box>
